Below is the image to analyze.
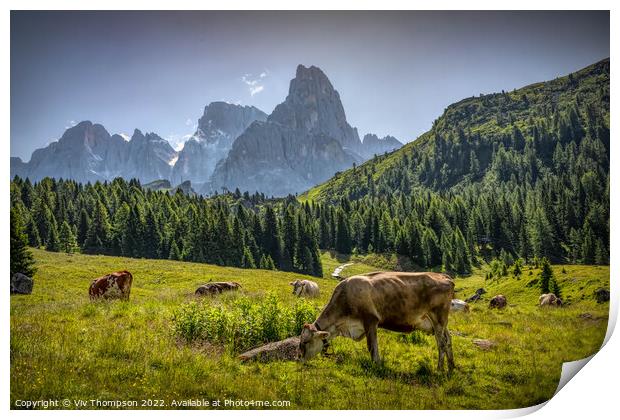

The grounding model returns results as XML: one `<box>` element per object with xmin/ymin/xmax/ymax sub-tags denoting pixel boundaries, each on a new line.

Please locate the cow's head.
<box><xmin>289</xmin><ymin>280</ymin><xmax>303</xmax><ymax>296</ymax></box>
<box><xmin>298</xmin><ymin>323</ymin><xmax>329</xmax><ymax>361</ymax></box>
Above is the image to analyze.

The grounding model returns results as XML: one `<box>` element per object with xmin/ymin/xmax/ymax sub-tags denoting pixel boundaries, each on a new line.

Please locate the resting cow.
<box><xmin>489</xmin><ymin>294</ymin><xmax>507</xmax><ymax>309</ymax></box>
<box><xmin>195</xmin><ymin>281</ymin><xmax>241</xmax><ymax>296</ymax></box>
<box><xmin>539</xmin><ymin>293</ymin><xmax>562</xmax><ymax>307</ymax></box>
<box><xmin>450</xmin><ymin>299</ymin><xmax>470</xmax><ymax>313</ymax></box>
<box><xmin>89</xmin><ymin>270</ymin><xmax>133</xmax><ymax>300</ymax></box>
<box><xmin>465</xmin><ymin>288</ymin><xmax>487</xmax><ymax>303</ymax></box>
<box><xmin>299</xmin><ymin>271</ymin><xmax>455</xmax><ymax>372</ymax></box>
<box><xmin>290</xmin><ymin>279</ymin><xmax>320</xmax><ymax>298</ymax></box>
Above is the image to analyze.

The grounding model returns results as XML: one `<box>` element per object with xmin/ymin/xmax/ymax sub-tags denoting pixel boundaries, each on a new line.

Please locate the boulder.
<box><xmin>10</xmin><ymin>273</ymin><xmax>33</xmax><ymax>295</ymax></box>
<box><xmin>473</xmin><ymin>339</ymin><xmax>496</xmax><ymax>350</ymax></box>
<box><xmin>594</xmin><ymin>288</ymin><xmax>610</xmax><ymax>303</ymax></box>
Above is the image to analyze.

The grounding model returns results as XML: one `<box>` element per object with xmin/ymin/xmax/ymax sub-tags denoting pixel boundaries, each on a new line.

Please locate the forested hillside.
<box><xmin>10</xmin><ymin>60</ymin><xmax>610</xmax><ymax>277</ymax></box>
<box><xmin>302</xmin><ymin>59</ymin><xmax>610</xmax><ymax>270</ymax></box>
<box><xmin>10</xmin><ymin>178</ymin><xmax>323</xmax><ymax>277</ymax></box>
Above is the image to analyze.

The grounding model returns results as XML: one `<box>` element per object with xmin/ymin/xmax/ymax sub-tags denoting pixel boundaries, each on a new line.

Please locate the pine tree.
<box><xmin>335</xmin><ymin>210</ymin><xmax>352</xmax><ymax>254</ymax></box>
<box><xmin>143</xmin><ymin>207</ymin><xmax>162</xmax><ymax>259</ymax></box>
<box><xmin>259</xmin><ymin>254</ymin><xmax>276</xmax><ymax>270</ymax></box>
<box><xmin>46</xmin><ymin>217</ymin><xmax>60</xmax><ymax>252</ymax></box>
<box><xmin>26</xmin><ymin>217</ymin><xmax>41</xmax><ymax>248</ymax></box>
<box><xmin>262</xmin><ymin>206</ymin><xmax>280</xmax><ymax>265</ymax></box>
<box><xmin>168</xmin><ymin>240</ymin><xmax>181</xmax><ymax>260</ymax></box>
<box><xmin>10</xmin><ymin>209</ymin><xmax>36</xmax><ymax>277</ymax></box>
<box><xmin>59</xmin><ymin>220</ymin><xmax>78</xmax><ymax>253</ymax></box>
<box><xmin>241</xmin><ymin>246</ymin><xmax>256</xmax><ymax>268</ymax></box>
<box><xmin>83</xmin><ymin>201</ymin><xmax>111</xmax><ymax>254</ymax></box>
<box><xmin>539</xmin><ymin>257</ymin><xmax>554</xmax><ymax>294</ymax></box>
<box><xmin>77</xmin><ymin>208</ymin><xmax>90</xmax><ymax>248</ymax></box>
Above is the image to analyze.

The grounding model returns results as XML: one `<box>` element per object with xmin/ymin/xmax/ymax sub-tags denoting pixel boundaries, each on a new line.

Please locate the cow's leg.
<box><xmin>365</xmin><ymin>320</ymin><xmax>380</xmax><ymax>363</ymax></box>
<box><xmin>433</xmin><ymin>324</ymin><xmax>446</xmax><ymax>372</ymax></box>
<box><xmin>444</xmin><ymin>329</ymin><xmax>455</xmax><ymax>373</ymax></box>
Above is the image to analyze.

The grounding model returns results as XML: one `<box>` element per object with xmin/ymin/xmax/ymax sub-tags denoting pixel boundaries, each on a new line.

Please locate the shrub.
<box><xmin>172</xmin><ymin>293</ymin><xmax>319</xmax><ymax>353</ymax></box>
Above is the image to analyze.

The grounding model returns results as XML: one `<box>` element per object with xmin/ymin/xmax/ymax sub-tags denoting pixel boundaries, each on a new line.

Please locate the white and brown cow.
<box><xmin>89</xmin><ymin>270</ymin><xmax>133</xmax><ymax>301</ymax></box>
<box><xmin>539</xmin><ymin>293</ymin><xmax>562</xmax><ymax>307</ymax></box>
<box><xmin>289</xmin><ymin>279</ymin><xmax>320</xmax><ymax>298</ymax></box>
<box><xmin>299</xmin><ymin>271</ymin><xmax>455</xmax><ymax>372</ymax></box>
<box><xmin>450</xmin><ymin>299</ymin><xmax>470</xmax><ymax>313</ymax></box>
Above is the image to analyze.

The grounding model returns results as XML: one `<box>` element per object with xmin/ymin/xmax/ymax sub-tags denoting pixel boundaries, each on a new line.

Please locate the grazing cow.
<box><xmin>539</xmin><ymin>293</ymin><xmax>562</xmax><ymax>307</ymax></box>
<box><xmin>289</xmin><ymin>279</ymin><xmax>320</xmax><ymax>298</ymax></box>
<box><xmin>489</xmin><ymin>294</ymin><xmax>507</xmax><ymax>309</ymax></box>
<box><xmin>450</xmin><ymin>299</ymin><xmax>470</xmax><ymax>313</ymax></box>
<box><xmin>298</xmin><ymin>271</ymin><xmax>455</xmax><ymax>372</ymax></box>
<box><xmin>465</xmin><ymin>288</ymin><xmax>487</xmax><ymax>303</ymax></box>
<box><xmin>89</xmin><ymin>271</ymin><xmax>133</xmax><ymax>300</ymax></box>
<box><xmin>195</xmin><ymin>281</ymin><xmax>241</xmax><ymax>296</ymax></box>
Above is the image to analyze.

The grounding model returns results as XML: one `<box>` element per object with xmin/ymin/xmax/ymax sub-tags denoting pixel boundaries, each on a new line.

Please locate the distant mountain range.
<box><xmin>11</xmin><ymin>65</ymin><xmax>402</xmax><ymax>196</ymax></box>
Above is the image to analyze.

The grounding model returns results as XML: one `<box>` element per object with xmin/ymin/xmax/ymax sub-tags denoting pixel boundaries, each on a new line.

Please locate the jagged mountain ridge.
<box><xmin>11</xmin><ymin>122</ymin><xmax>177</xmax><ymax>184</ymax></box>
<box><xmin>208</xmin><ymin>65</ymin><xmax>401</xmax><ymax>196</ymax></box>
<box><xmin>171</xmin><ymin>102</ymin><xmax>267</xmax><ymax>185</ymax></box>
<box><xmin>11</xmin><ymin>65</ymin><xmax>403</xmax><ymax>193</ymax></box>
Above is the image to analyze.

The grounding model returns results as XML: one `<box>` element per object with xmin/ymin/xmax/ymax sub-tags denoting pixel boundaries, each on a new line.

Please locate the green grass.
<box><xmin>11</xmin><ymin>249</ymin><xmax>609</xmax><ymax>409</ymax></box>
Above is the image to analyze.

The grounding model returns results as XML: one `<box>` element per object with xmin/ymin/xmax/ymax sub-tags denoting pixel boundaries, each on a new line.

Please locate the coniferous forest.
<box><xmin>10</xmin><ymin>60</ymin><xmax>609</xmax><ymax>277</ymax></box>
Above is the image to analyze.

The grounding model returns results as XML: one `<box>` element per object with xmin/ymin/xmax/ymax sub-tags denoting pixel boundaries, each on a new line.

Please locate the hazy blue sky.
<box><xmin>11</xmin><ymin>11</ymin><xmax>609</xmax><ymax>160</ymax></box>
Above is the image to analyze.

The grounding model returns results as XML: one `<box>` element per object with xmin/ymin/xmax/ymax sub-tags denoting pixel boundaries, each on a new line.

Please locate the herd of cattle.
<box><xmin>87</xmin><ymin>269</ymin><xmax>566</xmax><ymax>372</ymax></box>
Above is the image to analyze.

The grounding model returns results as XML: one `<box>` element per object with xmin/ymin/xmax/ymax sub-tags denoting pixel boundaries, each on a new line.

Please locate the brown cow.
<box><xmin>89</xmin><ymin>271</ymin><xmax>133</xmax><ymax>300</ymax></box>
<box><xmin>539</xmin><ymin>293</ymin><xmax>562</xmax><ymax>307</ymax></box>
<box><xmin>299</xmin><ymin>271</ymin><xmax>455</xmax><ymax>372</ymax></box>
<box><xmin>195</xmin><ymin>281</ymin><xmax>241</xmax><ymax>296</ymax></box>
<box><xmin>489</xmin><ymin>295</ymin><xmax>507</xmax><ymax>309</ymax></box>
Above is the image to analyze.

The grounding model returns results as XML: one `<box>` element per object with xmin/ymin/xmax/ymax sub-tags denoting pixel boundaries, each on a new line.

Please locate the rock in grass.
<box><xmin>238</xmin><ymin>337</ymin><xmax>300</xmax><ymax>362</ymax></box>
<box><xmin>594</xmin><ymin>288</ymin><xmax>610</xmax><ymax>303</ymax></box>
<box><xmin>11</xmin><ymin>273</ymin><xmax>33</xmax><ymax>295</ymax></box>
<box><xmin>473</xmin><ymin>339</ymin><xmax>496</xmax><ymax>350</ymax></box>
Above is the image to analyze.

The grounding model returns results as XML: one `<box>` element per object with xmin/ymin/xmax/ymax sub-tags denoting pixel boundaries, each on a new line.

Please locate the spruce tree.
<box><xmin>539</xmin><ymin>257</ymin><xmax>554</xmax><ymax>294</ymax></box>
<box><xmin>10</xmin><ymin>209</ymin><xmax>36</xmax><ymax>277</ymax></box>
<box><xmin>59</xmin><ymin>220</ymin><xmax>78</xmax><ymax>254</ymax></box>
<box><xmin>241</xmin><ymin>247</ymin><xmax>256</xmax><ymax>268</ymax></box>
<box><xmin>83</xmin><ymin>201</ymin><xmax>111</xmax><ymax>254</ymax></box>
<box><xmin>335</xmin><ymin>210</ymin><xmax>352</xmax><ymax>254</ymax></box>
<box><xmin>168</xmin><ymin>240</ymin><xmax>181</xmax><ymax>260</ymax></box>
<box><xmin>46</xmin><ymin>218</ymin><xmax>60</xmax><ymax>252</ymax></box>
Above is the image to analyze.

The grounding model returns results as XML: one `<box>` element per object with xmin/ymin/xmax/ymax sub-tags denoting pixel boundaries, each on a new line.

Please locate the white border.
<box><xmin>2</xmin><ymin>2</ymin><xmax>616</xmax><ymax>419</ymax></box>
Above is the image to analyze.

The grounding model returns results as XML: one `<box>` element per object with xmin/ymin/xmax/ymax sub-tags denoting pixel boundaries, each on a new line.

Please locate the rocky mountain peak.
<box><xmin>269</xmin><ymin>64</ymin><xmax>361</xmax><ymax>153</ymax></box>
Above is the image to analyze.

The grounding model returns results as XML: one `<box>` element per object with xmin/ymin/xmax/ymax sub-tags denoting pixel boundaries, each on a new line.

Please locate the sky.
<box><xmin>11</xmin><ymin>10</ymin><xmax>610</xmax><ymax>160</ymax></box>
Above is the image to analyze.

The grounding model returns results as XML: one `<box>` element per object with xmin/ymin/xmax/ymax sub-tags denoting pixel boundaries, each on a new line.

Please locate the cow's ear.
<box><xmin>317</xmin><ymin>331</ymin><xmax>330</xmax><ymax>339</ymax></box>
<box><xmin>289</xmin><ymin>282</ymin><xmax>294</xmax><ymax>285</ymax></box>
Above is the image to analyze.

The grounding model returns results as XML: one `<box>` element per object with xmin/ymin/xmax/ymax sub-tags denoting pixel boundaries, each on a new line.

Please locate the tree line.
<box><xmin>10</xmin><ymin>177</ymin><xmax>323</xmax><ymax>277</ymax></box>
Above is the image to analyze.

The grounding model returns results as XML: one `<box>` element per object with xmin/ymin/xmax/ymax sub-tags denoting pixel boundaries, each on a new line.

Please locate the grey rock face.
<box><xmin>171</xmin><ymin>102</ymin><xmax>267</xmax><ymax>184</ymax></box>
<box><xmin>10</xmin><ymin>122</ymin><xmax>178</xmax><ymax>184</ymax></box>
<box><xmin>209</xmin><ymin>65</ymin><xmax>364</xmax><ymax>196</ymax></box>
<box><xmin>11</xmin><ymin>272</ymin><xmax>33</xmax><ymax>295</ymax></box>
<box><xmin>360</xmin><ymin>134</ymin><xmax>403</xmax><ymax>159</ymax></box>
<box><xmin>124</xmin><ymin>129</ymin><xmax>177</xmax><ymax>184</ymax></box>
<box><xmin>13</xmin><ymin>121</ymin><xmax>127</xmax><ymax>183</ymax></box>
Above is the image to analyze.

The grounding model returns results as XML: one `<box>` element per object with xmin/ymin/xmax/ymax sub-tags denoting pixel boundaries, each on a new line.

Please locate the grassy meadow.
<box><xmin>10</xmin><ymin>248</ymin><xmax>609</xmax><ymax>409</ymax></box>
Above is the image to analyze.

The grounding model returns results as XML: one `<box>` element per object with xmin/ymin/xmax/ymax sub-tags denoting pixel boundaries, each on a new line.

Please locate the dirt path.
<box><xmin>331</xmin><ymin>262</ymin><xmax>354</xmax><ymax>279</ymax></box>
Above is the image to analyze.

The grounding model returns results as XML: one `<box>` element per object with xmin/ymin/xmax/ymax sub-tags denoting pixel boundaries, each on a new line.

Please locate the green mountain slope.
<box><xmin>300</xmin><ymin>59</ymin><xmax>608</xmax><ymax>269</ymax></box>
<box><xmin>303</xmin><ymin>58</ymin><xmax>609</xmax><ymax>201</ymax></box>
